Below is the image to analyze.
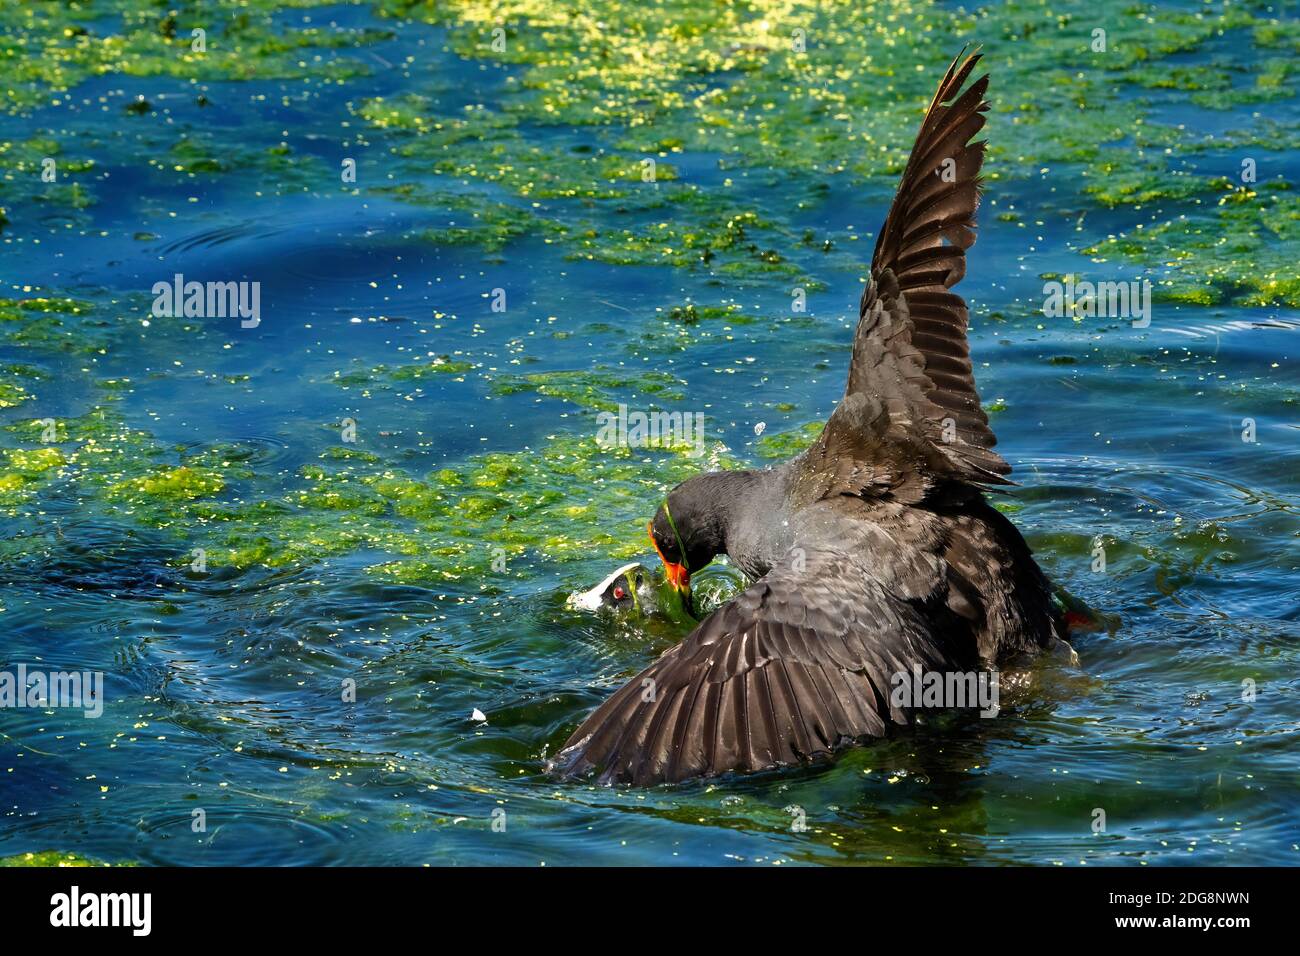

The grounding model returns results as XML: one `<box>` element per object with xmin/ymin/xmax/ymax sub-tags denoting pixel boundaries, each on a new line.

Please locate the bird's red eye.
<box><xmin>613</xmin><ymin>586</ymin><xmax>625</xmax><ymax>600</ymax></box>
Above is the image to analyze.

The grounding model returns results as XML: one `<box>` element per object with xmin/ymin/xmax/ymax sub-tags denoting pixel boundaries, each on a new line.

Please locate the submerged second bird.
<box><xmin>551</xmin><ymin>51</ymin><xmax>1071</xmax><ymax>786</ymax></box>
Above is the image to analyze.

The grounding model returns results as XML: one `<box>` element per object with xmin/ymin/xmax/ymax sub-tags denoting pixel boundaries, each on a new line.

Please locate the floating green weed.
<box><xmin>330</xmin><ymin>356</ymin><xmax>477</xmax><ymax>392</ymax></box>
<box><xmin>755</xmin><ymin>420</ymin><xmax>823</xmax><ymax>459</ymax></box>
<box><xmin>0</xmin><ymin>851</ymin><xmax>128</xmax><ymax>867</ymax></box>
<box><xmin>0</xmin><ymin>1</ymin><xmax>385</xmax><ymax>116</ymax></box>
<box><xmin>1086</xmin><ymin>185</ymin><xmax>1300</xmax><ymax>307</ymax></box>
<box><xmin>490</xmin><ymin>367</ymin><xmax>687</xmax><ymax>411</ymax></box>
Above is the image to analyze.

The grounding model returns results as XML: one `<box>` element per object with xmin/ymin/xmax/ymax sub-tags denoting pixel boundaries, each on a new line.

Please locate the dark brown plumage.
<box><xmin>548</xmin><ymin>50</ymin><xmax>1066</xmax><ymax>786</ymax></box>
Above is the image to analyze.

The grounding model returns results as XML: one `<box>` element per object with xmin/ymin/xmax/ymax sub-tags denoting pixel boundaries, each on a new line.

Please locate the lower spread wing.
<box><xmin>548</xmin><ymin>546</ymin><xmax>969</xmax><ymax>786</ymax></box>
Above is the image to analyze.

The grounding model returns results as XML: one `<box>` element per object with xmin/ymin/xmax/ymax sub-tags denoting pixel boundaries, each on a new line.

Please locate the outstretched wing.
<box><xmin>548</xmin><ymin>546</ymin><xmax>969</xmax><ymax>786</ymax></box>
<box><xmin>794</xmin><ymin>49</ymin><xmax>1007</xmax><ymax>507</ymax></box>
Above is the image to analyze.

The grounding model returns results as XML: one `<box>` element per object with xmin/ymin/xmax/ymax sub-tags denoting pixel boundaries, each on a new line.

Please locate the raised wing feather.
<box><xmin>795</xmin><ymin>49</ymin><xmax>1008</xmax><ymax>507</ymax></box>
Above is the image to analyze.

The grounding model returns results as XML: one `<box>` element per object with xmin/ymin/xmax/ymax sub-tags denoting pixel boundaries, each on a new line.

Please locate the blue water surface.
<box><xmin>1</xmin><ymin>3</ymin><xmax>1297</xmax><ymax>866</ymax></box>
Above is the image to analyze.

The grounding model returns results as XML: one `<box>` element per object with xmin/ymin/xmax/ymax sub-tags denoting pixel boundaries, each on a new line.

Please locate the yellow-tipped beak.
<box><xmin>648</xmin><ymin>521</ymin><xmax>690</xmax><ymax>593</ymax></box>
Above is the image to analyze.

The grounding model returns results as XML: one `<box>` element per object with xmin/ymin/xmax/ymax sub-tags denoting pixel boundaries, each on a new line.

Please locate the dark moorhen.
<box><xmin>549</xmin><ymin>49</ymin><xmax>1067</xmax><ymax>786</ymax></box>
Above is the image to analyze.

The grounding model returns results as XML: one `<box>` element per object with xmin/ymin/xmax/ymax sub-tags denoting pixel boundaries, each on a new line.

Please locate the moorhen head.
<box><xmin>646</xmin><ymin>473</ymin><xmax>744</xmax><ymax>604</ymax></box>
